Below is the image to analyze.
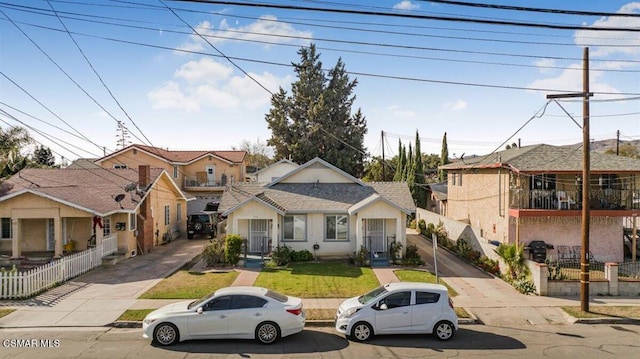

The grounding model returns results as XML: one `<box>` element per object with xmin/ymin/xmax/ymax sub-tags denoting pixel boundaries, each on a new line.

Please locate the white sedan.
<box><xmin>143</xmin><ymin>286</ymin><xmax>305</xmax><ymax>346</ymax></box>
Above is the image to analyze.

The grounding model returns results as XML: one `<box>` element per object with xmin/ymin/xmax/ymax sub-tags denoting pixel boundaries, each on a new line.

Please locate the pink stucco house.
<box><xmin>439</xmin><ymin>144</ymin><xmax>640</xmax><ymax>263</ymax></box>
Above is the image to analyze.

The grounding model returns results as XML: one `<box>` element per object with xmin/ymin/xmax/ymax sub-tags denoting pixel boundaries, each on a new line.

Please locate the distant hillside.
<box><xmin>582</xmin><ymin>139</ymin><xmax>640</xmax><ymax>154</ymax></box>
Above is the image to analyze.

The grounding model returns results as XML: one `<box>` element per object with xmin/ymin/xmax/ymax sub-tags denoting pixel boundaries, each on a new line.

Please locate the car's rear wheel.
<box><xmin>350</xmin><ymin>322</ymin><xmax>373</xmax><ymax>342</ymax></box>
<box><xmin>434</xmin><ymin>320</ymin><xmax>455</xmax><ymax>341</ymax></box>
<box><xmin>255</xmin><ymin>321</ymin><xmax>280</xmax><ymax>344</ymax></box>
<box><xmin>153</xmin><ymin>322</ymin><xmax>179</xmax><ymax>346</ymax></box>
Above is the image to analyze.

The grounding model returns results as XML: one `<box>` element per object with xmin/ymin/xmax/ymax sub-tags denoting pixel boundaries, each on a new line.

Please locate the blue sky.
<box><xmin>1</xmin><ymin>0</ymin><xmax>639</xmax><ymax>163</ymax></box>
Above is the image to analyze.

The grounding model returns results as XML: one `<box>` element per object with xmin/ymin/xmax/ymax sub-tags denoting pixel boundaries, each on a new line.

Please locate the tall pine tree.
<box><xmin>265</xmin><ymin>44</ymin><xmax>367</xmax><ymax>176</ymax></box>
<box><xmin>438</xmin><ymin>132</ymin><xmax>450</xmax><ymax>182</ymax></box>
<box><xmin>413</xmin><ymin>131</ymin><xmax>427</xmax><ymax>208</ymax></box>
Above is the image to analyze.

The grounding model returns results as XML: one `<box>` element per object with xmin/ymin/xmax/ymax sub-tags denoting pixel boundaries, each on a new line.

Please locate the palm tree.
<box><xmin>0</xmin><ymin>126</ymin><xmax>33</xmax><ymax>178</ymax></box>
<box><xmin>494</xmin><ymin>243</ymin><xmax>529</xmax><ymax>281</ymax></box>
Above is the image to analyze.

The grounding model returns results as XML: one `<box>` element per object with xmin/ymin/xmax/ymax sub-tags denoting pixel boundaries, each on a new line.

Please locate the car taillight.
<box><xmin>286</xmin><ymin>308</ymin><xmax>302</xmax><ymax>316</ymax></box>
<box><xmin>448</xmin><ymin>297</ymin><xmax>454</xmax><ymax>309</ymax></box>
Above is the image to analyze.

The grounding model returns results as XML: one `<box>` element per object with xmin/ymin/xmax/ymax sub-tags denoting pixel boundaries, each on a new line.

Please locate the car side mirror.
<box><xmin>197</xmin><ymin>307</ymin><xmax>203</xmax><ymax>314</ymax></box>
<box><xmin>379</xmin><ymin>303</ymin><xmax>388</xmax><ymax>310</ymax></box>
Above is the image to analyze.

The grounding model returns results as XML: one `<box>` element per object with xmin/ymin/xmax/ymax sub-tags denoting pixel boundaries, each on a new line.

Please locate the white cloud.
<box><xmin>393</xmin><ymin>1</ymin><xmax>420</xmax><ymax>11</ymax></box>
<box><xmin>148</xmin><ymin>59</ymin><xmax>291</xmax><ymax>112</ymax></box>
<box><xmin>574</xmin><ymin>3</ymin><xmax>640</xmax><ymax>57</ymax></box>
<box><xmin>178</xmin><ymin>16</ymin><xmax>313</xmax><ymax>52</ymax></box>
<box><xmin>533</xmin><ymin>58</ymin><xmax>556</xmax><ymax>74</ymax></box>
<box><xmin>174</xmin><ymin>57</ymin><xmax>233</xmax><ymax>84</ymax></box>
<box><xmin>148</xmin><ymin>81</ymin><xmax>201</xmax><ymax>112</ymax></box>
<box><xmin>387</xmin><ymin>105</ymin><xmax>415</xmax><ymax>118</ymax></box>
<box><xmin>528</xmin><ymin>63</ymin><xmax>622</xmax><ymax>99</ymax></box>
<box><xmin>443</xmin><ymin>100</ymin><xmax>468</xmax><ymax>111</ymax></box>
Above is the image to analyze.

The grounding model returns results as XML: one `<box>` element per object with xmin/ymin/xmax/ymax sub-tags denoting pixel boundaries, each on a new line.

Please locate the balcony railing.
<box><xmin>510</xmin><ymin>188</ymin><xmax>640</xmax><ymax>210</ymax></box>
<box><xmin>184</xmin><ymin>177</ymin><xmax>225</xmax><ymax>188</ymax></box>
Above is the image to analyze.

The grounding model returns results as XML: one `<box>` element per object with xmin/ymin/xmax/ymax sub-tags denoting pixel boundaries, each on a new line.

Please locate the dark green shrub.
<box><xmin>417</xmin><ymin>219</ymin><xmax>426</xmax><ymax>234</ymax></box>
<box><xmin>224</xmin><ymin>234</ymin><xmax>243</xmax><ymax>265</ymax></box>
<box><xmin>291</xmin><ymin>249</ymin><xmax>314</xmax><ymax>262</ymax></box>
<box><xmin>477</xmin><ymin>256</ymin><xmax>500</xmax><ymax>275</ymax></box>
<box><xmin>271</xmin><ymin>246</ymin><xmax>292</xmax><ymax>266</ymax></box>
<box><xmin>355</xmin><ymin>245</ymin><xmax>368</xmax><ymax>267</ymax></box>
<box><xmin>408</xmin><ymin>219</ymin><xmax>417</xmax><ymax>229</ymax></box>
<box><xmin>402</xmin><ymin>244</ymin><xmax>425</xmax><ymax>266</ymax></box>
<box><xmin>203</xmin><ymin>239</ymin><xmax>225</xmax><ymax>267</ymax></box>
<box><xmin>390</xmin><ymin>241</ymin><xmax>403</xmax><ymax>264</ymax></box>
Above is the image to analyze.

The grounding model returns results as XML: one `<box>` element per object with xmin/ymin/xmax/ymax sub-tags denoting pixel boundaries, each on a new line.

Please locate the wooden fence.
<box><xmin>0</xmin><ymin>234</ymin><xmax>118</xmax><ymax>299</ymax></box>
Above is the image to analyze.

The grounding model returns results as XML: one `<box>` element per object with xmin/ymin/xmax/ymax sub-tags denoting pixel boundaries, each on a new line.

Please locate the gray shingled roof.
<box><xmin>1</xmin><ymin>167</ymin><xmax>166</xmax><ymax>215</ymax></box>
<box><xmin>439</xmin><ymin>144</ymin><xmax>640</xmax><ymax>173</ymax></box>
<box><xmin>219</xmin><ymin>181</ymin><xmax>415</xmax><ymax>214</ymax></box>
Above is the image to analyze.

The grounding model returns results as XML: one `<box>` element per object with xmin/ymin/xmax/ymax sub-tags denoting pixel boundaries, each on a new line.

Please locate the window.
<box><xmin>230</xmin><ymin>295</ymin><xmax>267</xmax><ymax>310</ymax></box>
<box><xmin>450</xmin><ymin>172</ymin><xmax>456</xmax><ymax>186</ymax></box>
<box><xmin>173</xmin><ymin>165</ymin><xmax>179</xmax><ymax>178</ymax></box>
<box><xmin>113</xmin><ymin>164</ymin><xmax>127</xmax><ymax>169</ymax></box>
<box><xmin>177</xmin><ymin>203</ymin><xmax>182</xmax><ymax>223</ymax></box>
<box><xmin>416</xmin><ymin>291</ymin><xmax>441</xmax><ymax>304</ymax></box>
<box><xmin>129</xmin><ymin>213</ymin><xmax>136</xmax><ymax>231</ymax></box>
<box><xmin>458</xmin><ymin>173</ymin><xmax>462</xmax><ymax>186</ymax></box>
<box><xmin>325</xmin><ymin>215</ymin><xmax>348</xmax><ymax>241</ymax></box>
<box><xmin>103</xmin><ymin>218</ymin><xmax>111</xmax><ymax>236</ymax></box>
<box><xmin>283</xmin><ymin>215</ymin><xmax>306</xmax><ymax>241</ymax></box>
<box><xmin>380</xmin><ymin>291</ymin><xmax>412</xmax><ymax>309</ymax></box>
<box><xmin>204</xmin><ymin>296</ymin><xmax>231</xmax><ymax>311</ymax></box>
<box><xmin>1</xmin><ymin>218</ymin><xmax>11</xmax><ymax>239</ymax></box>
<box><xmin>164</xmin><ymin>205</ymin><xmax>170</xmax><ymax>226</ymax></box>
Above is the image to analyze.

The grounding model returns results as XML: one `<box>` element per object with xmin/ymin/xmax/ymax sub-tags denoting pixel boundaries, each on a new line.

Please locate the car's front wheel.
<box><xmin>434</xmin><ymin>320</ymin><xmax>455</xmax><ymax>341</ymax></box>
<box><xmin>350</xmin><ymin>322</ymin><xmax>373</xmax><ymax>342</ymax></box>
<box><xmin>153</xmin><ymin>322</ymin><xmax>179</xmax><ymax>346</ymax></box>
<box><xmin>255</xmin><ymin>322</ymin><xmax>280</xmax><ymax>344</ymax></box>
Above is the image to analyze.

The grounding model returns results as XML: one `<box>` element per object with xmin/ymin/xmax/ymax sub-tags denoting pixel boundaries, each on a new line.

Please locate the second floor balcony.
<box><xmin>510</xmin><ymin>188</ymin><xmax>640</xmax><ymax>211</ymax></box>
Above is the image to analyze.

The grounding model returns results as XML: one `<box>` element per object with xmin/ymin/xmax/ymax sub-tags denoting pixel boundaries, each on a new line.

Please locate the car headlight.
<box><xmin>341</xmin><ymin>307</ymin><xmax>361</xmax><ymax>318</ymax></box>
<box><xmin>143</xmin><ymin>318</ymin><xmax>157</xmax><ymax>325</ymax></box>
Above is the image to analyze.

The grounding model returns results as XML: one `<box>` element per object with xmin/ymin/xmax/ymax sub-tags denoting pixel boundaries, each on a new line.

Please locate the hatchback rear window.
<box><xmin>265</xmin><ymin>290</ymin><xmax>288</xmax><ymax>303</ymax></box>
<box><xmin>416</xmin><ymin>291</ymin><xmax>441</xmax><ymax>304</ymax></box>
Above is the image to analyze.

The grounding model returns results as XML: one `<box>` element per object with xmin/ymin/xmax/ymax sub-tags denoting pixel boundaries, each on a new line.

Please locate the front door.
<box><xmin>249</xmin><ymin>219</ymin><xmax>269</xmax><ymax>253</ymax></box>
<box><xmin>366</xmin><ymin>219</ymin><xmax>386</xmax><ymax>254</ymax></box>
<box><xmin>206</xmin><ymin>165</ymin><xmax>216</xmax><ymax>185</ymax></box>
<box><xmin>188</xmin><ymin>295</ymin><xmax>230</xmax><ymax>338</ymax></box>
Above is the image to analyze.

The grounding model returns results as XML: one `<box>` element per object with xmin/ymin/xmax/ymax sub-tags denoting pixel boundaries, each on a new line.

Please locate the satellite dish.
<box><xmin>114</xmin><ymin>194</ymin><xmax>126</xmax><ymax>203</ymax></box>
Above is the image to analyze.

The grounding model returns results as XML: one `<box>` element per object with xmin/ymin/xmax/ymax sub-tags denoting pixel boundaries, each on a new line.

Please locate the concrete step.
<box><xmin>102</xmin><ymin>253</ymin><xmax>127</xmax><ymax>266</ymax></box>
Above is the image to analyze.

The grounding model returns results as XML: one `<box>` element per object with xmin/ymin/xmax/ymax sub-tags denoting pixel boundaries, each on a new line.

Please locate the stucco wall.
<box><xmin>182</xmin><ymin>156</ymin><xmax>244</xmax><ymax>186</ymax></box>
<box><xmin>513</xmin><ymin>216</ymin><xmax>623</xmax><ymax>263</ymax></box>
<box><xmin>417</xmin><ymin>208</ymin><xmax>501</xmax><ymax>261</ymax></box>
<box><xmin>148</xmin><ymin>177</ymin><xmax>187</xmax><ymax>246</ymax></box>
<box><xmin>255</xmin><ymin>163</ymin><xmax>298</xmax><ymax>182</ymax></box>
<box><xmin>281</xmin><ymin>166</ymin><xmax>354</xmax><ymax>183</ymax></box>
<box><xmin>446</xmin><ymin>169</ymin><xmax>510</xmax><ymax>243</ymax></box>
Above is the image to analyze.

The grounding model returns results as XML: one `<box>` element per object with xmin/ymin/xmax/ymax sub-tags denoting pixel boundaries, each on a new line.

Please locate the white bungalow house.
<box><xmin>218</xmin><ymin>157</ymin><xmax>416</xmax><ymax>264</ymax></box>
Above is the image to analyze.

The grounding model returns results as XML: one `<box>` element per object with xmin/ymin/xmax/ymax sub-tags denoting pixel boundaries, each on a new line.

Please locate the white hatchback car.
<box><xmin>143</xmin><ymin>286</ymin><xmax>305</xmax><ymax>346</ymax></box>
<box><xmin>335</xmin><ymin>282</ymin><xmax>458</xmax><ymax>342</ymax></box>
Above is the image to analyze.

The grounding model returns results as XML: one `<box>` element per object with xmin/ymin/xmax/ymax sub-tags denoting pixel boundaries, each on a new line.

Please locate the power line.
<box><xmin>45</xmin><ymin>0</ymin><xmax>155</xmax><ymax>148</ymax></box>
<box><xmin>171</xmin><ymin>0</ymin><xmax>640</xmax><ymax>32</ymax></box>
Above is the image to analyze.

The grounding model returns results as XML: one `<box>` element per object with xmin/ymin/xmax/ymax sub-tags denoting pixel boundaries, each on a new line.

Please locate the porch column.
<box><xmin>96</xmin><ymin>220</ymin><xmax>104</xmax><ymax>247</ymax></box>
<box><xmin>271</xmin><ymin>216</ymin><xmax>278</xmax><ymax>249</ymax></box>
<box><xmin>11</xmin><ymin>218</ymin><xmax>20</xmax><ymax>259</ymax></box>
<box><xmin>54</xmin><ymin>217</ymin><xmax>63</xmax><ymax>258</ymax></box>
<box><xmin>356</xmin><ymin>217</ymin><xmax>363</xmax><ymax>251</ymax></box>
<box><xmin>396</xmin><ymin>215</ymin><xmax>405</xmax><ymax>248</ymax></box>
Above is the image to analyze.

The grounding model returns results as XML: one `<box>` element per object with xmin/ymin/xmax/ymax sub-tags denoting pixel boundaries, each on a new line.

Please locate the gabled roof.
<box><xmin>95</xmin><ymin>144</ymin><xmax>247</xmax><ymax>165</ymax></box>
<box><xmin>267</xmin><ymin>157</ymin><xmax>365</xmax><ymax>187</ymax></box>
<box><xmin>439</xmin><ymin>144</ymin><xmax>640</xmax><ymax>173</ymax></box>
<box><xmin>1</xmin><ymin>167</ymin><xmax>187</xmax><ymax>216</ymax></box>
<box><xmin>252</xmin><ymin>159</ymin><xmax>299</xmax><ymax>176</ymax></box>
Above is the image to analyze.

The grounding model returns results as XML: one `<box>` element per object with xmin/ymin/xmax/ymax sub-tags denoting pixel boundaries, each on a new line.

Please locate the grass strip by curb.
<box><xmin>0</xmin><ymin>309</ymin><xmax>16</xmax><ymax>319</ymax></box>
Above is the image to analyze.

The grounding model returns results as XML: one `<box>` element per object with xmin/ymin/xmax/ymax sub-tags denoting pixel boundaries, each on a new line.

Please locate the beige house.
<box><xmin>0</xmin><ymin>165</ymin><xmax>188</xmax><ymax>259</ymax></box>
<box><xmin>439</xmin><ymin>144</ymin><xmax>640</xmax><ymax>263</ymax></box>
<box><xmin>219</xmin><ymin>157</ymin><xmax>415</xmax><ymax>265</ymax></box>
<box><xmin>93</xmin><ymin>144</ymin><xmax>247</xmax><ymax>214</ymax></box>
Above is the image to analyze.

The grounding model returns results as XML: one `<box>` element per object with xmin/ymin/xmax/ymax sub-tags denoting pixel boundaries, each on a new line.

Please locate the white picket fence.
<box><xmin>0</xmin><ymin>234</ymin><xmax>118</xmax><ymax>299</ymax></box>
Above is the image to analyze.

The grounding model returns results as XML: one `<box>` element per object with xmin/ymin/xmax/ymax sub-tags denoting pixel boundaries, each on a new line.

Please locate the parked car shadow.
<box><xmin>155</xmin><ymin>329</ymin><xmax>349</xmax><ymax>354</ymax></box>
<box><xmin>364</xmin><ymin>328</ymin><xmax>526</xmax><ymax>350</ymax></box>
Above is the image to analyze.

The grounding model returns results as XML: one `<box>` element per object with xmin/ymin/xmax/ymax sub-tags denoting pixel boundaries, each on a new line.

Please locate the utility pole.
<box><xmin>547</xmin><ymin>47</ymin><xmax>593</xmax><ymax>312</ymax></box>
<box><xmin>616</xmin><ymin>130</ymin><xmax>620</xmax><ymax>156</ymax></box>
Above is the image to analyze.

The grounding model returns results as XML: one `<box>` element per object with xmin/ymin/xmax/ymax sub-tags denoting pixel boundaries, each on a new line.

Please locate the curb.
<box><xmin>573</xmin><ymin>317</ymin><xmax>640</xmax><ymax>325</ymax></box>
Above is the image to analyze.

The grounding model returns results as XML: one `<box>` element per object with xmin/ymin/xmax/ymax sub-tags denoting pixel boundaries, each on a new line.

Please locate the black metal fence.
<box><xmin>619</xmin><ymin>261</ymin><xmax>640</xmax><ymax>280</ymax></box>
<box><xmin>546</xmin><ymin>259</ymin><xmax>606</xmax><ymax>281</ymax></box>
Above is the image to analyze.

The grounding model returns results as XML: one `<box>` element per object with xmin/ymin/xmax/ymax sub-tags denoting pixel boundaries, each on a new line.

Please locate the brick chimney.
<box><xmin>137</xmin><ymin>165</ymin><xmax>153</xmax><ymax>254</ymax></box>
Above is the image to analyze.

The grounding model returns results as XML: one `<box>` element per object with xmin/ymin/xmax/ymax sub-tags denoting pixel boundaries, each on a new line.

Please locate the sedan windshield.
<box><xmin>358</xmin><ymin>286</ymin><xmax>388</xmax><ymax>304</ymax></box>
<box><xmin>188</xmin><ymin>291</ymin><xmax>216</xmax><ymax>309</ymax></box>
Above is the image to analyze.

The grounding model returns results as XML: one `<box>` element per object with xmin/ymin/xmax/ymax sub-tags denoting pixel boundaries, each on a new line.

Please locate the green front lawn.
<box><xmin>139</xmin><ymin>270</ymin><xmax>239</xmax><ymax>299</ymax></box>
<box><xmin>394</xmin><ymin>269</ymin><xmax>459</xmax><ymax>297</ymax></box>
<box><xmin>118</xmin><ymin>309</ymin><xmax>155</xmax><ymax>321</ymax></box>
<box><xmin>562</xmin><ymin>306</ymin><xmax>640</xmax><ymax>319</ymax></box>
<box><xmin>254</xmin><ymin>262</ymin><xmax>379</xmax><ymax>298</ymax></box>
<box><xmin>0</xmin><ymin>309</ymin><xmax>15</xmax><ymax>319</ymax></box>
